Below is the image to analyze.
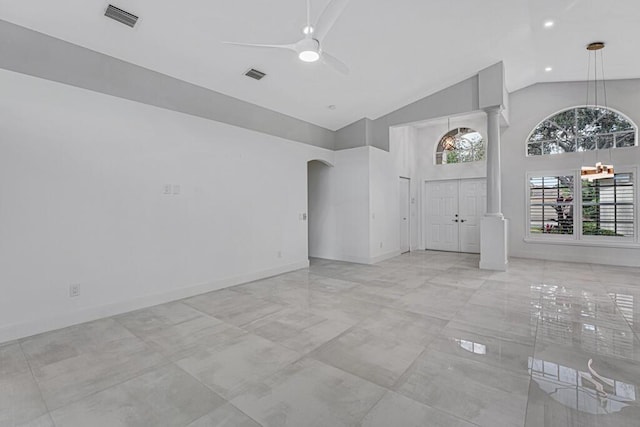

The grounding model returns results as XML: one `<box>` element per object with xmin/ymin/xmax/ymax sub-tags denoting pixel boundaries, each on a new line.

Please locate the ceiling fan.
<box><xmin>223</xmin><ymin>0</ymin><xmax>351</xmax><ymax>74</ymax></box>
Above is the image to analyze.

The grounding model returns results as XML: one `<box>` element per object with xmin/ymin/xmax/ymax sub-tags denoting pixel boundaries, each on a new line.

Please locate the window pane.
<box><xmin>528</xmin><ymin>142</ymin><xmax>542</xmax><ymax>156</ymax></box>
<box><xmin>582</xmin><ymin>173</ymin><xmax>635</xmax><ymax>238</ymax></box>
<box><xmin>616</xmin><ymin>131</ymin><xmax>636</xmax><ymax>148</ymax></box>
<box><xmin>530</xmin><ymin>176</ymin><xmax>574</xmax><ymax>235</ymax></box>
<box><xmin>529</xmin><ymin>120</ymin><xmax>556</xmax><ymax>143</ymax></box>
<box><xmin>577</xmin><ymin>136</ymin><xmax>596</xmax><ymax>151</ymax></box>
<box><xmin>544</xmin><ymin>140</ymin><xmax>574</xmax><ymax>154</ymax></box>
<box><xmin>597</xmin><ymin>134</ymin><xmax>614</xmax><ymax>150</ymax></box>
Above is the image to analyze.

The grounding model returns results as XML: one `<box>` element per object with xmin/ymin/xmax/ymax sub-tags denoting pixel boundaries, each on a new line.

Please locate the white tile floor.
<box><xmin>2</xmin><ymin>251</ymin><xmax>640</xmax><ymax>426</ymax></box>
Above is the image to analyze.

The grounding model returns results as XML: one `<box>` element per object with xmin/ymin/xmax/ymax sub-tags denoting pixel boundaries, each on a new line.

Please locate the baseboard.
<box><xmin>479</xmin><ymin>259</ymin><xmax>509</xmax><ymax>271</ymax></box>
<box><xmin>0</xmin><ymin>260</ymin><xmax>310</xmax><ymax>344</ymax></box>
<box><xmin>310</xmin><ymin>254</ymin><xmax>372</xmax><ymax>265</ymax></box>
<box><xmin>311</xmin><ymin>250</ymin><xmax>401</xmax><ymax>265</ymax></box>
<box><xmin>369</xmin><ymin>250</ymin><xmax>402</xmax><ymax>264</ymax></box>
<box><xmin>510</xmin><ymin>249</ymin><xmax>640</xmax><ymax>268</ymax></box>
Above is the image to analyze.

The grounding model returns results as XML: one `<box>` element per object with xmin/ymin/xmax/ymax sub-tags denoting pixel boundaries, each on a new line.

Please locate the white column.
<box><xmin>480</xmin><ymin>106</ymin><xmax>509</xmax><ymax>271</ymax></box>
<box><xmin>485</xmin><ymin>106</ymin><xmax>503</xmax><ymax>216</ymax></box>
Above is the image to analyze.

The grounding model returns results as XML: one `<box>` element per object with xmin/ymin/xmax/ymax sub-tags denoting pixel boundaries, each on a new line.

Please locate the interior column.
<box><xmin>480</xmin><ymin>106</ymin><xmax>509</xmax><ymax>271</ymax></box>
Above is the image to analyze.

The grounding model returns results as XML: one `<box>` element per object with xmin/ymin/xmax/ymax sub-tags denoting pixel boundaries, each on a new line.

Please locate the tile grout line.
<box><xmin>112</xmin><ymin>315</ymin><xmax>266</xmax><ymax>427</ymax></box>
<box><xmin>17</xmin><ymin>339</ymin><xmax>56</xmax><ymax>427</ymax></box>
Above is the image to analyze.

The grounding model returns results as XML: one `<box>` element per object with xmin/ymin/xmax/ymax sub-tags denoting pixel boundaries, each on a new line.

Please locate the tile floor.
<box><xmin>2</xmin><ymin>251</ymin><xmax>640</xmax><ymax>426</ymax></box>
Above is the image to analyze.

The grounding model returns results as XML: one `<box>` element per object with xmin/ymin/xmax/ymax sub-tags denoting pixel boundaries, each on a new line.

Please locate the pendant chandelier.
<box><xmin>442</xmin><ymin>118</ymin><xmax>459</xmax><ymax>150</ymax></box>
<box><xmin>580</xmin><ymin>42</ymin><xmax>614</xmax><ymax>181</ymax></box>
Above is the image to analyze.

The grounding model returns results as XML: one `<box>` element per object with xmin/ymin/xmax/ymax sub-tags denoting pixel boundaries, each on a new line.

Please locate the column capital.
<box><xmin>484</xmin><ymin>106</ymin><xmax>502</xmax><ymax>116</ymax></box>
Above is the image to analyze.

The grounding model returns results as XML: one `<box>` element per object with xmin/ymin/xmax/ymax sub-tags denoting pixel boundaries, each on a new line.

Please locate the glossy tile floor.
<box><xmin>2</xmin><ymin>251</ymin><xmax>640</xmax><ymax>427</ymax></box>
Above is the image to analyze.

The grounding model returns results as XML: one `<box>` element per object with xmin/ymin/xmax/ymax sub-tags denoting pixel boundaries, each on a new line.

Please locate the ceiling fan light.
<box><xmin>299</xmin><ymin>50</ymin><xmax>320</xmax><ymax>62</ymax></box>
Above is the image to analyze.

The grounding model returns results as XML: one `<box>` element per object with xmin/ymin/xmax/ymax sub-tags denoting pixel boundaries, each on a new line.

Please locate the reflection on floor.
<box><xmin>1</xmin><ymin>251</ymin><xmax>639</xmax><ymax>426</ymax></box>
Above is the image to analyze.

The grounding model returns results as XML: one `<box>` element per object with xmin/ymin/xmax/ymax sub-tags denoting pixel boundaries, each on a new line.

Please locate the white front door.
<box><xmin>425</xmin><ymin>179</ymin><xmax>486</xmax><ymax>253</ymax></box>
<box><xmin>399</xmin><ymin>177</ymin><xmax>411</xmax><ymax>253</ymax></box>
<box><xmin>459</xmin><ymin>179</ymin><xmax>486</xmax><ymax>253</ymax></box>
<box><xmin>425</xmin><ymin>180</ymin><xmax>459</xmax><ymax>252</ymax></box>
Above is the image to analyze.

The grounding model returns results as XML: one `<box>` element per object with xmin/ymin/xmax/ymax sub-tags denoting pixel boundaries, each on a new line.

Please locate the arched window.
<box><xmin>435</xmin><ymin>128</ymin><xmax>484</xmax><ymax>165</ymax></box>
<box><xmin>527</xmin><ymin>107</ymin><xmax>637</xmax><ymax>156</ymax></box>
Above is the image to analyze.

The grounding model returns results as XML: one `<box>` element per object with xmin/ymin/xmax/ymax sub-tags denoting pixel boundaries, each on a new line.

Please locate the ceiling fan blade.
<box><xmin>314</xmin><ymin>0</ymin><xmax>351</xmax><ymax>41</ymax></box>
<box><xmin>223</xmin><ymin>41</ymin><xmax>297</xmax><ymax>52</ymax></box>
<box><xmin>322</xmin><ymin>51</ymin><xmax>349</xmax><ymax>75</ymax></box>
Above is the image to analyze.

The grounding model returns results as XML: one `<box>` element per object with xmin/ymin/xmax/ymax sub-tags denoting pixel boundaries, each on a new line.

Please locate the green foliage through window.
<box><xmin>527</xmin><ymin>107</ymin><xmax>636</xmax><ymax>156</ymax></box>
<box><xmin>581</xmin><ymin>173</ymin><xmax>634</xmax><ymax>237</ymax></box>
<box><xmin>528</xmin><ymin>172</ymin><xmax>635</xmax><ymax>241</ymax></box>
<box><xmin>529</xmin><ymin>176</ymin><xmax>574</xmax><ymax>235</ymax></box>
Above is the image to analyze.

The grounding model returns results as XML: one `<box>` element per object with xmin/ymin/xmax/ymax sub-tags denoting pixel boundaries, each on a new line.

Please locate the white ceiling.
<box><xmin>2</xmin><ymin>0</ymin><xmax>639</xmax><ymax>130</ymax></box>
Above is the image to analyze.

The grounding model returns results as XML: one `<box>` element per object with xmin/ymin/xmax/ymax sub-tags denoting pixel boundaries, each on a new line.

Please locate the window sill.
<box><xmin>523</xmin><ymin>237</ymin><xmax>640</xmax><ymax>249</ymax></box>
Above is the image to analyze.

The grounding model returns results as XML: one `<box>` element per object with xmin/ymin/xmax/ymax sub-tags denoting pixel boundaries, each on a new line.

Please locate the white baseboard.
<box><xmin>510</xmin><ymin>249</ymin><xmax>640</xmax><ymax>268</ymax></box>
<box><xmin>369</xmin><ymin>250</ymin><xmax>402</xmax><ymax>264</ymax></box>
<box><xmin>0</xmin><ymin>260</ymin><xmax>309</xmax><ymax>344</ymax></box>
<box><xmin>479</xmin><ymin>259</ymin><xmax>509</xmax><ymax>271</ymax></box>
<box><xmin>311</xmin><ymin>250</ymin><xmax>401</xmax><ymax>265</ymax></box>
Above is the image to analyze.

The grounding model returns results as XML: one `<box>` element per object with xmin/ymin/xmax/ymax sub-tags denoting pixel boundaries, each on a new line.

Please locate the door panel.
<box><xmin>400</xmin><ymin>178</ymin><xmax>410</xmax><ymax>253</ymax></box>
<box><xmin>459</xmin><ymin>180</ymin><xmax>487</xmax><ymax>253</ymax></box>
<box><xmin>425</xmin><ymin>181</ymin><xmax>459</xmax><ymax>252</ymax></box>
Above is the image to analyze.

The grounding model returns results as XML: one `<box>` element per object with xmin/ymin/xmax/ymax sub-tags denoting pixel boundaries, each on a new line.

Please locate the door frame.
<box><xmin>399</xmin><ymin>176</ymin><xmax>411</xmax><ymax>253</ymax></box>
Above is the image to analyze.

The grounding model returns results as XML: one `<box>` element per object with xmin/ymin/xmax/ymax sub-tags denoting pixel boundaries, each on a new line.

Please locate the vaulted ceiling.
<box><xmin>2</xmin><ymin>0</ymin><xmax>639</xmax><ymax>130</ymax></box>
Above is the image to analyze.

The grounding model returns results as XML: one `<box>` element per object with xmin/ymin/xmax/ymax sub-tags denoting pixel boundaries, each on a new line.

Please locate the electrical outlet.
<box><xmin>69</xmin><ymin>284</ymin><xmax>80</xmax><ymax>298</ymax></box>
<box><xmin>163</xmin><ymin>184</ymin><xmax>172</xmax><ymax>195</ymax></box>
<box><xmin>277</xmin><ymin>251</ymin><xmax>282</xmax><ymax>258</ymax></box>
<box><xmin>172</xmin><ymin>184</ymin><xmax>181</xmax><ymax>195</ymax></box>
<box><xmin>380</xmin><ymin>241</ymin><xmax>383</xmax><ymax>248</ymax></box>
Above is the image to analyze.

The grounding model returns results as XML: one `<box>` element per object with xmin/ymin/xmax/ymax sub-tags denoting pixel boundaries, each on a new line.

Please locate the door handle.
<box><xmin>460</xmin><ymin>219</ymin><xmax>467</xmax><ymax>223</ymax></box>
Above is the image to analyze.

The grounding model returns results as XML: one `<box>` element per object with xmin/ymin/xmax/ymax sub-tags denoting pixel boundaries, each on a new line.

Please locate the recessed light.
<box><xmin>544</xmin><ymin>20</ymin><xmax>554</xmax><ymax>28</ymax></box>
<box><xmin>328</xmin><ymin>105</ymin><xmax>337</xmax><ymax>110</ymax></box>
<box><xmin>545</xmin><ymin>67</ymin><xmax>553</xmax><ymax>72</ymax></box>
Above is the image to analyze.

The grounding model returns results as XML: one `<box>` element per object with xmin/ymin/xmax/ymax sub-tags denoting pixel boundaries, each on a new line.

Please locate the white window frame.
<box><xmin>525</xmin><ymin>167</ymin><xmax>639</xmax><ymax>247</ymax></box>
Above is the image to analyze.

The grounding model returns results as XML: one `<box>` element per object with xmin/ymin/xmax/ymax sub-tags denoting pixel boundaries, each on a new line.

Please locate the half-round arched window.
<box><xmin>527</xmin><ymin>107</ymin><xmax>637</xmax><ymax>156</ymax></box>
<box><xmin>435</xmin><ymin>128</ymin><xmax>485</xmax><ymax>165</ymax></box>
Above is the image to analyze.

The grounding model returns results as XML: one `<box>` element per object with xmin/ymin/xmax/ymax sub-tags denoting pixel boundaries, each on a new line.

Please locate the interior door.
<box><xmin>399</xmin><ymin>177</ymin><xmax>410</xmax><ymax>253</ymax></box>
<box><xmin>425</xmin><ymin>180</ymin><xmax>459</xmax><ymax>252</ymax></box>
<box><xmin>425</xmin><ymin>179</ymin><xmax>486</xmax><ymax>253</ymax></box>
<box><xmin>459</xmin><ymin>179</ymin><xmax>487</xmax><ymax>253</ymax></box>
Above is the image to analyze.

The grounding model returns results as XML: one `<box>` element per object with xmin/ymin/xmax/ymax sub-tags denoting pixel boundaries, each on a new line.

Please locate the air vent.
<box><xmin>105</xmin><ymin>4</ymin><xmax>138</xmax><ymax>28</ymax></box>
<box><xmin>245</xmin><ymin>68</ymin><xmax>266</xmax><ymax>81</ymax></box>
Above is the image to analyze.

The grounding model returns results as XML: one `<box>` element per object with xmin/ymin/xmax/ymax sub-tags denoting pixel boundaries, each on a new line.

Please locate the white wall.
<box><xmin>369</xmin><ymin>147</ymin><xmax>402</xmax><ymax>261</ymax></box>
<box><xmin>332</xmin><ymin>147</ymin><xmax>371</xmax><ymax>263</ymax></box>
<box><xmin>308</xmin><ymin>145</ymin><xmax>402</xmax><ymax>265</ymax></box>
<box><xmin>0</xmin><ymin>69</ymin><xmax>333</xmax><ymax>342</ymax></box>
<box><xmin>502</xmin><ymin>80</ymin><xmax>640</xmax><ymax>266</ymax></box>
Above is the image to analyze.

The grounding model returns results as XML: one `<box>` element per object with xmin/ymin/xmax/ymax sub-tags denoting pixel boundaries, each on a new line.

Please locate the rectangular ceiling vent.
<box><xmin>105</xmin><ymin>4</ymin><xmax>139</xmax><ymax>28</ymax></box>
<box><xmin>245</xmin><ymin>68</ymin><xmax>266</xmax><ymax>81</ymax></box>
